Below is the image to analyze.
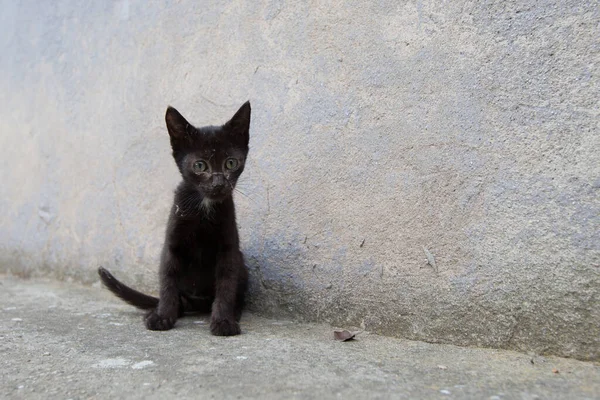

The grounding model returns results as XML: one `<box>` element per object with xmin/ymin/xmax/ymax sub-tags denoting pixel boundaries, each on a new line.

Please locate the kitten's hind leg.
<box><xmin>179</xmin><ymin>294</ymin><xmax>213</xmax><ymax>315</ymax></box>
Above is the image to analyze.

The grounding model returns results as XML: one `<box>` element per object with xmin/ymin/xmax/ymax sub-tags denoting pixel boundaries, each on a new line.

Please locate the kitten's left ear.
<box><xmin>225</xmin><ymin>101</ymin><xmax>251</xmax><ymax>146</ymax></box>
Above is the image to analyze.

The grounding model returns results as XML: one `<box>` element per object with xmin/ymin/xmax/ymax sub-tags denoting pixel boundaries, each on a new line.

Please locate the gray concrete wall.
<box><xmin>1</xmin><ymin>0</ymin><xmax>598</xmax><ymax>360</ymax></box>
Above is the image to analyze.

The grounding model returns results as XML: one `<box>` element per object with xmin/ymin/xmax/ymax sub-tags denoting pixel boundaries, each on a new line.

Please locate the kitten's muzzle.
<box><xmin>212</xmin><ymin>174</ymin><xmax>226</xmax><ymax>187</ymax></box>
<box><xmin>207</xmin><ymin>185</ymin><xmax>230</xmax><ymax>200</ymax></box>
<box><xmin>208</xmin><ymin>174</ymin><xmax>231</xmax><ymax>198</ymax></box>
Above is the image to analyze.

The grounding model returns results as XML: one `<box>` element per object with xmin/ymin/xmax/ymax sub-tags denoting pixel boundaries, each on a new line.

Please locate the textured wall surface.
<box><xmin>1</xmin><ymin>1</ymin><xmax>598</xmax><ymax>360</ymax></box>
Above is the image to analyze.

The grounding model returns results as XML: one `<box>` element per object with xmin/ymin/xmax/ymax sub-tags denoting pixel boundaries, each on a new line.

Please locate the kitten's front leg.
<box><xmin>145</xmin><ymin>250</ymin><xmax>180</xmax><ymax>331</ymax></box>
<box><xmin>211</xmin><ymin>249</ymin><xmax>245</xmax><ymax>336</ymax></box>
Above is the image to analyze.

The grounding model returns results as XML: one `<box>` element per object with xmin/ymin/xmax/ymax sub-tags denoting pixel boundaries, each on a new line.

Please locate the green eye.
<box><xmin>225</xmin><ymin>158</ymin><xmax>239</xmax><ymax>170</ymax></box>
<box><xmin>192</xmin><ymin>160</ymin><xmax>208</xmax><ymax>173</ymax></box>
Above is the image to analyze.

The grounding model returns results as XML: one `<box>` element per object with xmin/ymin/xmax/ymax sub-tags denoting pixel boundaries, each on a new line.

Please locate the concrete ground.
<box><xmin>1</xmin><ymin>276</ymin><xmax>598</xmax><ymax>400</ymax></box>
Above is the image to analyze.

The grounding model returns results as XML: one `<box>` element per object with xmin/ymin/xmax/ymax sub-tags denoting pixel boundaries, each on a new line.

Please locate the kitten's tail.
<box><xmin>98</xmin><ymin>267</ymin><xmax>159</xmax><ymax>310</ymax></box>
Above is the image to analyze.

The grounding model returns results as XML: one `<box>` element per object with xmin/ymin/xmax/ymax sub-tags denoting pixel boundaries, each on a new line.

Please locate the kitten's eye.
<box><xmin>225</xmin><ymin>158</ymin><xmax>239</xmax><ymax>170</ymax></box>
<box><xmin>192</xmin><ymin>160</ymin><xmax>208</xmax><ymax>174</ymax></box>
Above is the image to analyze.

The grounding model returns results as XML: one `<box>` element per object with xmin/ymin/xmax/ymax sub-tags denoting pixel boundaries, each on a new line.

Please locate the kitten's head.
<box><xmin>165</xmin><ymin>102</ymin><xmax>250</xmax><ymax>203</ymax></box>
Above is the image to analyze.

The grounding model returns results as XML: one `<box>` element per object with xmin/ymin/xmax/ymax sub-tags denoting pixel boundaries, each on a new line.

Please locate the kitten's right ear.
<box><xmin>225</xmin><ymin>101</ymin><xmax>251</xmax><ymax>146</ymax></box>
<box><xmin>165</xmin><ymin>106</ymin><xmax>190</xmax><ymax>139</ymax></box>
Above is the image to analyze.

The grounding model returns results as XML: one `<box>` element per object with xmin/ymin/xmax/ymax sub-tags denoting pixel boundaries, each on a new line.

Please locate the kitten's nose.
<box><xmin>212</xmin><ymin>174</ymin><xmax>226</xmax><ymax>189</ymax></box>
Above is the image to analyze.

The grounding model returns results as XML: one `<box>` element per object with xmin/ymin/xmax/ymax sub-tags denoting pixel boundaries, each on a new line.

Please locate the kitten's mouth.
<box><xmin>204</xmin><ymin>190</ymin><xmax>230</xmax><ymax>202</ymax></box>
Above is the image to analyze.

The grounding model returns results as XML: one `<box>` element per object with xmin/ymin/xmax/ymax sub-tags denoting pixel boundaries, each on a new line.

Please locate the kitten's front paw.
<box><xmin>210</xmin><ymin>318</ymin><xmax>241</xmax><ymax>336</ymax></box>
<box><xmin>144</xmin><ymin>310</ymin><xmax>176</xmax><ymax>331</ymax></box>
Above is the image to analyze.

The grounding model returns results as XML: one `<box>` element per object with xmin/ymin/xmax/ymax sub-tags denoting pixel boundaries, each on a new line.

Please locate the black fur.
<box><xmin>99</xmin><ymin>101</ymin><xmax>251</xmax><ymax>336</ymax></box>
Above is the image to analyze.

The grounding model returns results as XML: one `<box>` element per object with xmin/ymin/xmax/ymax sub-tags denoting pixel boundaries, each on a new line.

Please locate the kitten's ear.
<box><xmin>225</xmin><ymin>101</ymin><xmax>251</xmax><ymax>146</ymax></box>
<box><xmin>165</xmin><ymin>106</ymin><xmax>190</xmax><ymax>140</ymax></box>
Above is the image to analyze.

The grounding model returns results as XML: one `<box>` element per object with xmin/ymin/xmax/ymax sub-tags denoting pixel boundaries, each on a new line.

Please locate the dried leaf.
<box><xmin>422</xmin><ymin>246</ymin><xmax>438</xmax><ymax>272</ymax></box>
<box><xmin>334</xmin><ymin>330</ymin><xmax>356</xmax><ymax>341</ymax></box>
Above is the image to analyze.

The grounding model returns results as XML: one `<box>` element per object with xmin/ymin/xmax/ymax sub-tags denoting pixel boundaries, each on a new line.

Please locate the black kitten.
<box><xmin>98</xmin><ymin>102</ymin><xmax>251</xmax><ymax>336</ymax></box>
